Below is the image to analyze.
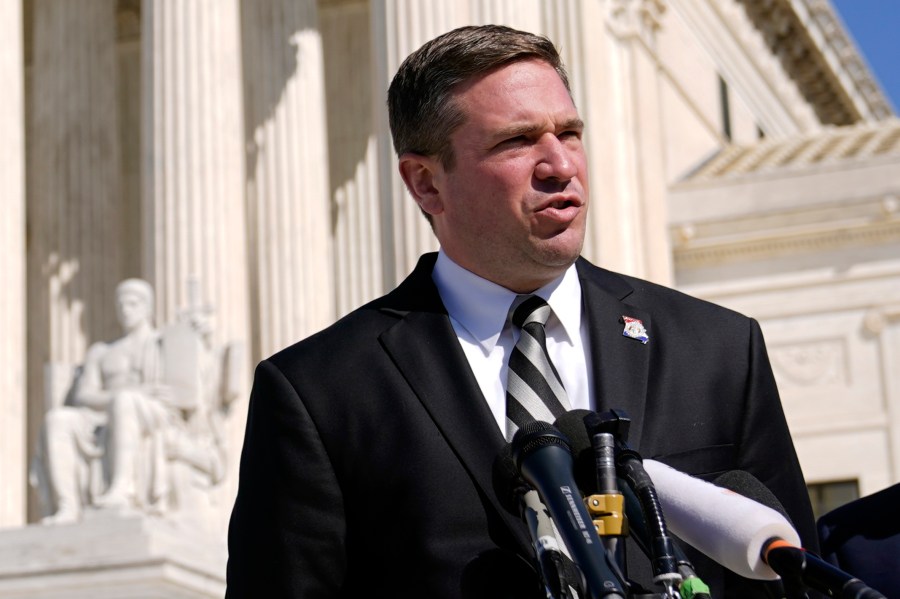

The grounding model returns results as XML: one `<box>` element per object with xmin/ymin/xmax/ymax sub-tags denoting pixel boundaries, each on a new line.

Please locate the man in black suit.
<box><xmin>226</xmin><ymin>24</ymin><xmax>817</xmax><ymax>598</ymax></box>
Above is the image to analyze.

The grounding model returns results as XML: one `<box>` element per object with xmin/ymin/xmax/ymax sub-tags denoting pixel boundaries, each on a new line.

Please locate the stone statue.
<box><xmin>31</xmin><ymin>279</ymin><xmax>242</xmax><ymax>526</ymax></box>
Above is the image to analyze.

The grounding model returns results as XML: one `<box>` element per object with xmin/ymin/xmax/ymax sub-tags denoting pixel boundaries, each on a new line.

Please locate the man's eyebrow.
<box><xmin>560</xmin><ymin>117</ymin><xmax>585</xmax><ymax>131</ymax></box>
<box><xmin>491</xmin><ymin>118</ymin><xmax>585</xmax><ymax>139</ymax></box>
<box><xmin>491</xmin><ymin>123</ymin><xmax>542</xmax><ymax>139</ymax></box>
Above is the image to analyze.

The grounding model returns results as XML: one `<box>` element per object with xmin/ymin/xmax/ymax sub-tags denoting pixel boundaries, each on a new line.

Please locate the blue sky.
<box><xmin>831</xmin><ymin>0</ymin><xmax>900</xmax><ymax>114</ymax></box>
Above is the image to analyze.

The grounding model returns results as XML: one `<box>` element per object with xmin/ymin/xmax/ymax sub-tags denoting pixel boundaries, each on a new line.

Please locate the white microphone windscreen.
<box><xmin>642</xmin><ymin>459</ymin><xmax>801</xmax><ymax>580</ymax></box>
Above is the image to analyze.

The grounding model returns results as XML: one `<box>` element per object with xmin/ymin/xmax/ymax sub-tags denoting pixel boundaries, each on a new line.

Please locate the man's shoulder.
<box><xmin>269</xmin><ymin>297</ymin><xmax>398</xmax><ymax>363</ymax></box>
<box><xmin>269</xmin><ymin>253</ymin><xmax>444</xmax><ymax>367</ymax></box>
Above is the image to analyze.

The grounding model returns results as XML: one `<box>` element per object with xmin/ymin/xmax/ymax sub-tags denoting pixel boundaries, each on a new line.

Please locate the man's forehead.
<box><xmin>452</xmin><ymin>64</ymin><xmax>578</xmax><ymax>127</ymax></box>
<box><xmin>450</xmin><ymin>57</ymin><xmax>565</xmax><ymax>97</ymax></box>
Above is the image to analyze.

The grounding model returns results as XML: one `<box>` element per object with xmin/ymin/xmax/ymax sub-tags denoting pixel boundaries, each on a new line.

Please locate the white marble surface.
<box><xmin>0</xmin><ymin>0</ymin><xmax>25</xmax><ymax>528</ymax></box>
<box><xmin>0</xmin><ymin>511</ymin><xmax>225</xmax><ymax>598</ymax></box>
<box><xmin>140</xmin><ymin>0</ymin><xmax>251</xmax><ymax>526</ymax></box>
<box><xmin>242</xmin><ymin>0</ymin><xmax>335</xmax><ymax>358</ymax></box>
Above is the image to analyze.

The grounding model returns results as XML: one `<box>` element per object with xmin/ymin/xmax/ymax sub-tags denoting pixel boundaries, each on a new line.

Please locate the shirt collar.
<box><xmin>432</xmin><ymin>250</ymin><xmax>583</xmax><ymax>351</ymax></box>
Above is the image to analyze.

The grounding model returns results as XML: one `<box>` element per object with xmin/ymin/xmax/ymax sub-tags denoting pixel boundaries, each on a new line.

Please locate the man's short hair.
<box><xmin>387</xmin><ymin>24</ymin><xmax>570</xmax><ymax>169</ymax></box>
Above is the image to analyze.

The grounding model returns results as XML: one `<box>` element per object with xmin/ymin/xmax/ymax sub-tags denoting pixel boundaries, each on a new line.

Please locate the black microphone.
<box><xmin>511</xmin><ymin>421</ymin><xmax>626</xmax><ymax>599</ymax></box>
<box><xmin>555</xmin><ymin>410</ymin><xmax>709</xmax><ymax>599</ymax></box>
<box><xmin>716</xmin><ymin>471</ymin><xmax>887</xmax><ymax>599</ymax></box>
<box><xmin>493</xmin><ymin>444</ymin><xmax>584</xmax><ymax>599</ymax></box>
<box><xmin>584</xmin><ymin>410</ymin><xmax>681</xmax><ymax>593</ymax></box>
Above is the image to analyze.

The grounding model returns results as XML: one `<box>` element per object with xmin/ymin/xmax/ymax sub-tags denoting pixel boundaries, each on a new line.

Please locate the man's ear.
<box><xmin>398</xmin><ymin>153</ymin><xmax>444</xmax><ymax>216</ymax></box>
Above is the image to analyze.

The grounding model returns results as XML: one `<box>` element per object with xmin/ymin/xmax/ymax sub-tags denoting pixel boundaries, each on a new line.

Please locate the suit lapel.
<box><xmin>378</xmin><ymin>255</ymin><xmax>533</xmax><ymax>554</ymax></box>
<box><xmin>578</xmin><ymin>260</ymin><xmax>651</xmax><ymax>450</ymax></box>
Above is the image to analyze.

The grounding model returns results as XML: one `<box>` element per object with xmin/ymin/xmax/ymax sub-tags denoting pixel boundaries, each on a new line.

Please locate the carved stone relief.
<box><xmin>606</xmin><ymin>0</ymin><xmax>666</xmax><ymax>41</ymax></box>
<box><xmin>769</xmin><ymin>337</ymin><xmax>847</xmax><ymax>388</ymax></box>
<box><xmin>30</xmin><ymin>279</ymin><xmax>243</xmax><ymax>530</ymax></box>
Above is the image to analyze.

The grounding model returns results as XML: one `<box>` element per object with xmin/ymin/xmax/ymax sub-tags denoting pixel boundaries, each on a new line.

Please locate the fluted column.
<box><xmin>322</xmin><ymin>1</ymin><xmax>383</xmax><ymax>316</ymax></box>
<box><xmin>241</xmin><ymin>0</ymin><xmax>334</xmax><ymax>360</ymax></box>
<box><xmin>141</xmin><ymin>0</ymin><xmax>249</xmax><ymax>349</ymax></box>
<box><xmin>470</xmin><ymin>0</ymin><xmax>542</xmax><ymax>32</ymax></box>
<box><xmin>28</xmin><ymin>0</ymin><xmax>124</xmax><ymax>519</ymax></box>
<box><xmin>141</xmin><ymin>0</ymin><xmax>249</xmax><ymax>529</ymax></box>
<box><xmin>0</xmin><ymin>0</ymin><xmax>25</xmax><ymax>528</ymax></box>
<box><xmin>371</xmin><ymin>1</ymin><xmax>470</xmax><ymax>288</ymax></box>
<box><xmin>539</xmin><ymin>0</ymin><xmax>587</xmax><ymax>126</ymax></box>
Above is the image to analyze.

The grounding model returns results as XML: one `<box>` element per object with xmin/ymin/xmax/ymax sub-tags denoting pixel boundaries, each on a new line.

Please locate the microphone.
<box><xmin>583</xmin><ymin>411</ymin><xmax>681</xmax><ymax>591</ymax></box>
<box><xmin>716</xmin><ymin>471</ymin><xmax>887</xmax><ymax>599</ymax></box>
<box><xmin>555</xmin><ymin>409</ymin><xmax>887</xmax><ymax>597</ymax></box>
<box><xmin>641</xmin><ymin>459</ymin><xmax>799</xmax><ymax>580</ymax></box>
<box><xmin>511</xmin><ymin>421</ymin><xmax>626</xmax><ymax>599</ymax></box>
<box><xmin>555</xmin><ymin>411</ymin><xmax>707</xmax><ymax>599</ymax></box>
<box><xmin>493</xmin><ymin>444</ymin><xmax>584</xmax><ymax>599</ymax></box>
<box><xmin>762</xmin><ymin>540</ymin><xmax>886</xmax><ymax>599</ymax></box>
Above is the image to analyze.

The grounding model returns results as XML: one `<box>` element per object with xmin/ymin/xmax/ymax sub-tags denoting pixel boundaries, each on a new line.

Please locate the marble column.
<box><xmin>322</xmin><ymin>0</ymin><xmax>384</xmax><ymax>316</ymax></box>
<box><xmin>242</xmin><ymin>0</ymin><xmax>335</xmax><ymax>360</ymax></box>
<box><xmin>470</xmin><ymin>0</ymin><xmax>542</xmax><ymax>32</ymax></box>
<box><xmin>141</xmin><ymin>0</ymin><xmax>249</xmax><ymax>348</ymax></box>
<box><xmin>28</xmin><ymin>0</ymin><xmax>124</xmax><ymax>518</ymax></box>
<box><xmin>580</xmin><ymin>0</ymin><xmax>673</xmax><ymax>285</ymax></box>
<box><xmin>141</xmin><ymin>0</ymin><xmax>250</xmax><ymax>526</ymax></box>
<box><xmin>370</xmin><ymin>1</ymin><xmax>470</xmax><ymax>288</ymax></box>
<box><xmin>540</xmin><ymin>0</ymin><xmax>587</xmax><ymax>102</ymax></box>
<box><xmin>0</xmin><ymin>0</ymin><xmax>25</xmax><ymax>528</ymax></box>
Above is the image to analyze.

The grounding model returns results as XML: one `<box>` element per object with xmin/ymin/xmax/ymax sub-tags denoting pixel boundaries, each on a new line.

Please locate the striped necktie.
<box><xmin>505</xmin><ymin>295</ymin><xmax>571</xmax><ymax>440</ymax></box>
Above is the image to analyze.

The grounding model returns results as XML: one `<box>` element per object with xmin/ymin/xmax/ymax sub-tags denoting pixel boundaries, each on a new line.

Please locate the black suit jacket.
<box><xmin>226</xmin><ymin>253</ymin><xmax>817</xmax><ymax>598</ymax></box>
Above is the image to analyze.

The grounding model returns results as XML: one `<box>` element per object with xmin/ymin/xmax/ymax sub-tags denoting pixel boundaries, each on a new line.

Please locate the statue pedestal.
<box><xmin>0</xmin><ymin>511</ymin><xmax>226</xmax><ymax>598</ymax></box>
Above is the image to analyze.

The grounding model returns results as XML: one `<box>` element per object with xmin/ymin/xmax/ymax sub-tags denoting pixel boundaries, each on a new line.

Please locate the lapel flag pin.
<box><xmin>622</xmin><ymin>316</ymin><xmax>649</xmax><ymax>344</ymax></box>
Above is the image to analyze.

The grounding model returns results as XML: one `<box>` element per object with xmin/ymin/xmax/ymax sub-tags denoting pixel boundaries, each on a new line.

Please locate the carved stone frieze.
<box><xmin>606</xmin><ymin>0</ymin><xmax>667</xmax><ymax>43</ymax></box>
<box><xmin>673</xmin><ymin>207</ymin><xmax>900</xmax><ymax>269</ymax></box>
<box><xmin>770</xmin><ymin>337</ymin><xmax>847</xmax><ymax>388</ymax></box>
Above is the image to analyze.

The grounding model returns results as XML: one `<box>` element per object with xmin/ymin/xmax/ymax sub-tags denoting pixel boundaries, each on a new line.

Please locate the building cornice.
<box><xmin>673</xmin><ymin>213</ymin><xmax>900</xmax><ymax>270</ymax></box>
<box><xmin>736</xmin><ymin>0</ymin><xmax>894</xmax><ymax>125</ymax></box>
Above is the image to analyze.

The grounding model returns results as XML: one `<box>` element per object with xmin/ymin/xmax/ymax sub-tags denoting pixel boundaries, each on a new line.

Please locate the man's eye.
<box><xmin>491</xmin><ymin>136</ymin><xmax>530</xmax><ymax>151</ymax></box>
<box><xmin>502</xmin><ymin>135</ymin><xmax>529</xmax><ymax>145</ymax></box>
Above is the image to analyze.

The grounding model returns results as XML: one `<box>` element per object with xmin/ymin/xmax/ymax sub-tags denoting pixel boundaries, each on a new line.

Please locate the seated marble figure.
<box><xmin>31</xmin><ymin>278</ymin><xmax>241</xmax><ymax>525</ymax></box>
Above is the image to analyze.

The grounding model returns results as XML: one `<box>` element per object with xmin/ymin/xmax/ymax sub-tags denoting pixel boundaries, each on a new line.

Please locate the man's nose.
<box><xmin>534</xmin><ymin>135</ymin><xmax>578</xmax><ymax>181</ymax></box>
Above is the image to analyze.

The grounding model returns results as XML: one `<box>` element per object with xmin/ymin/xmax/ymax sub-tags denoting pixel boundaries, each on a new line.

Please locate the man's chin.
<box><xmin>532</xmin><ymin>235</ymin><xmax>585</xmax><ymax>267</ymax></box>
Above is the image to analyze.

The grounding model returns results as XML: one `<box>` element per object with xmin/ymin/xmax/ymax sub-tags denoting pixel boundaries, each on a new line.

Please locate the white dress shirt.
<box><xmin>432</xmin><ymin>250</ymin><xmax>595</xmax><ymax>433</ymax></box>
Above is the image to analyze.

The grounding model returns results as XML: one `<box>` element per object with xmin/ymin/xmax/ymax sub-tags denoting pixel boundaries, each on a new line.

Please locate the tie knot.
<box><xmin>511</xmin><ymin>295</ymin><xmax>552</xmax><ymax>329</ymax></box>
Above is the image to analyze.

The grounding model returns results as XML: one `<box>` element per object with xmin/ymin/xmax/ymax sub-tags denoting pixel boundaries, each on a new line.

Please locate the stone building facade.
<box><xmin>0</xmin><ymin>0</ymin><xmax>896</xmax><ymax>593</ymax></box>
